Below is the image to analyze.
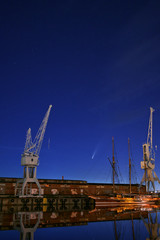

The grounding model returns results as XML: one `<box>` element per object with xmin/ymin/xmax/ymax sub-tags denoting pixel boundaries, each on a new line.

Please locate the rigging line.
<box><xmin>130</xmin><ymin>143</ymin><xmax>136</xmax><ymax>183</ymax></box>
<box><xmin>118</xmin><ymin>220</ymin><xmax>124</xmax><ymax>240</ymax></box>
<box><xmin>114</xmin><ymin>143</ymin><xmax>124</xmax><ymax>182</ymax></box>
<box><xmin>108</xmin><ymin>157</ymin><xmax>120</xmax><ymax>184</ymax></box>
<box><xmin>115</xmin><ymin>160</ymin><xmax>123</xmax><ymax>183</ymax></box>
<box><xmin>105</xmin><ymin>157</ymin><xmax>112</xmax><ymax>183</ymax></box>
<box><xmin>108</xmin><ymin>157</ymin><xmax>119</xmax><ymax>179</ymax></box>
<box><xmin>107</xmin><ymin>170</ymin><xmax>112</xmax><ymax>183</ymax></box>
<box><xmin>118</xmin><ymin>164</ymin><xmax>124</xmax><ymax>183</ymax></box>
<box><xmin>105</xmin><ymin>162</ymin><xmax>112</xmax><ymax>183</ymax></box>
<box><xmin>133</xmin><ymin>164</ymin><xmax>139</xmax><ymax>184</ymax></box>
<box><xmin>118</xmin><ymin>214</ymin><xmax>125</xmax><ymax>240</ymax></box>
<box><xmin>115</xmin><ymin>165</ymin><xmax>120</xmax><ymax>183</ymax></box>
<box><xmin>130</xmin><ymin>141</ymin><xmax>139</xmax><ymax>184</ymax></box>
<box><xmin>114</xmin><ymin>141</ymin><xmax>124</xmax><ymax>183</ymax></box>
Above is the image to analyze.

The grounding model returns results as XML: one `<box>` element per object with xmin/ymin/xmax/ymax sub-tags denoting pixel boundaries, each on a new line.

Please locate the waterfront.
<box><xmin>1</xmin><ymin>205</ymin><xmax>160</xmax><ymax>240</ymax></box>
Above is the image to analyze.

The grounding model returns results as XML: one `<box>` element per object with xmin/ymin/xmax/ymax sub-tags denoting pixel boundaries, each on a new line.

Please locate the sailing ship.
<box><xmin>92</xmin><ymin>107</ymin><xmax>160</xmax><ymax>206</ymax></box>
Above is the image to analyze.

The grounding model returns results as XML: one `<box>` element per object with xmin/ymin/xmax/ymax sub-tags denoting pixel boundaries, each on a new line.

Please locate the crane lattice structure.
<box><xmin>15</xmin><ymin>105</ymin><xmax>52</xmax><ymax>197</ymax></box>
<box><xmin>140</xmin><ymin>107</ymin><xmax>160</xmax><ymax>192</ymax></box>
<box><xmin>141</xmin><ymin>211</ymin><xmax>160</xmax><ymax>240</ymax></box>
<box><xmin>13</xmin><ymin>211</ymin><xmax>41</xmax><ymax>240</ymax></box>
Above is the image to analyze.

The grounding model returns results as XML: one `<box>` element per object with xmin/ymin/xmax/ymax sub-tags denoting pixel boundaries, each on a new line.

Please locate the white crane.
<box><xmin>140</xmin><ymin>107</ymin><xmax>160</xmax><ymax>192</ymax></box>
<box><xmin>15</xmin><ymin>105</ymin><xmax>52</xmax><ymax>197</ymax></box>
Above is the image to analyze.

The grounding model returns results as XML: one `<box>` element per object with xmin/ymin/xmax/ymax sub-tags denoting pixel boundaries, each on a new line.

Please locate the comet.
<box><xmin>92</xmin><ymin>150</ymin><xmax>97</xmax><ymax>159</ymax></box>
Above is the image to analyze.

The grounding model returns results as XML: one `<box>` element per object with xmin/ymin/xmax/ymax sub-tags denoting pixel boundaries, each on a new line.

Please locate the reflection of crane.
<box><xmin>140</xmin><ymin>107</ymin><xmax>160</xmax><ymax>192</ymax></box>
<box><xmin>141</xmin><ymin>211</ymin><xmax>160</xmax><ymax>240</ymax></box>
<box><xmin>15</xmin><ymin>105</ymin><xmax>52</xmax><ymax>197</ymax></box>
<box><xmin>13</xmin><ymin>211</ymin><xmax>42</xmax><ymax>240</ymax></box>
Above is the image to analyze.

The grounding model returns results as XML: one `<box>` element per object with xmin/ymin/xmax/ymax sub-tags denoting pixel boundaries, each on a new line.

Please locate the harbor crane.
<box><xmin>15</xmin><ymin>105</ymin><xmax>52</xmax><ymax>197</ymax></box>
<box><xmin>140</xmin><ymin>107</ymin><xmax>160</xmax><ymax>192</ymax></box>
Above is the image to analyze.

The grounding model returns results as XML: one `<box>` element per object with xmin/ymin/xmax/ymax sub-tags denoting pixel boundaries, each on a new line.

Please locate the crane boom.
<box><xmin>24</xmin><ymin>105</ymin><xmax>52</xmax><ymax>156</ymax></box>
<box><xmin>147</xmin><ymin>107</ymin><xmax>155</xmax><ymax>160</ymax></box>
<box><xmin>24</xmin><ymin>128</ymin><xmax>33</xmax><ymax>152</ymax></box>
<box><xmin>32</xmin><ymin>104</ymin><xmax>52</xmax><ymax>155</ymax></box>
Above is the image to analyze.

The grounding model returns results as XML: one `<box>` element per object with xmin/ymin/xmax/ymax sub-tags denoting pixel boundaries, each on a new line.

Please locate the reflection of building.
<box><xmin>142</xmin><ymin>211</ymin><xmax>160</xmax><ymax>240</ymax></box>
<box><xmin>13</xmin><ymin>212</ymin><xmax>42</xmax><ymax>240</ymax></box>
<box><xmin>0</xmin><ymin>204</ymin><xmax>149</xmax><ymax>231</ymax></box>
<box><xmin>0</xmin><ymin>202</ymin><xmax>153</xmax><ymax>240</ymax></box>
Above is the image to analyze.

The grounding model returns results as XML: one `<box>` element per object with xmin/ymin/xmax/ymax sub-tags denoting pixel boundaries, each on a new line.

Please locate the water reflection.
<box><xmin>142</xmin><ymin>211</ymin><xmax>160</xmax><ymax>240</ymax></box>
<box><xmin>1</xmin><ymin>205</ymin><xmax>160</xmax><ymax>239</ymax></box>
<box><xmin>13</xmin><ymin>212</ymin><xmax>41</xmax><ymax>240</ymax></box>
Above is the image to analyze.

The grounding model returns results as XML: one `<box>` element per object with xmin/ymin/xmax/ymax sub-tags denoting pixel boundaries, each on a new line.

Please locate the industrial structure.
<box><xmin>1</xmin><ymin>177</ymin><xmax>145</xmax><ymax>197</ymax></box>
<box><xmin>140</xmin><ymin>107</ymin><xmax>160</xmax><ymax>192</ymax></box>
<box><xmin>2</xmin><ymin>106</ymin><xmax>160</xmax><ymax>216</ymax></box>
<box><xmin>15</xmin><ymin>105</ymin><xmax>52</xmax><ymax>197</ymax></box>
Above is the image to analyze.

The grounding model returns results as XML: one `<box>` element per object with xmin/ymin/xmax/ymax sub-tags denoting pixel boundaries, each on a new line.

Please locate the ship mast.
<box><xmin>112</xmin><ymin>137</ymin><xmax>115</xmax><ymax>193</ymax></box>
<box><xmin>128</xmin><ymin>138</ymin><xmax>131</xmax><ymax>195</ymax></box>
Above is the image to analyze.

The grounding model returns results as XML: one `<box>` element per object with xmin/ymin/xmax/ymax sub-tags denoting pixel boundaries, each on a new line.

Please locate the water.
<box><xmin>1</xmin><ymin>206</ymin><xmax>160</xmax><ymax>240</ymax></box>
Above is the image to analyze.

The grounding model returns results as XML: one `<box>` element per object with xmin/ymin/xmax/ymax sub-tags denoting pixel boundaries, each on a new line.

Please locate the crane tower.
<box><xmin>140</xmin><ymin>107</ymin><xmax>160</xmax><ymax>192</ymax></box>
<box><xmin>15</xmin><ymin>105</ymin><xmax>52</xmax><ymax>197</ymax></box>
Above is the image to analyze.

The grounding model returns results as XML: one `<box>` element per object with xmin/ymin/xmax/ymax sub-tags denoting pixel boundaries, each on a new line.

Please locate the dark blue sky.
<box><xmin>1</xmin><ymin>1</ymin><xmax>160</xmax><ymax>186</ymax></box>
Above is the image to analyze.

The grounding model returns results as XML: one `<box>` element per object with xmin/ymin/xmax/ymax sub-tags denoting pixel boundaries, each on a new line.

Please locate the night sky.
<box><xmin>1</xmin><ymin>1</ymin><xmax>160</xmax><ymax>187</ymax></box>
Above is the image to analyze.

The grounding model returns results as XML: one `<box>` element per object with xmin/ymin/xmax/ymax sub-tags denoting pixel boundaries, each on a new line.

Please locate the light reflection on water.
<box><xmin>1</xmin><ymin>207</ymin><xmax>160</xmax><ymax>240</ymax></box>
